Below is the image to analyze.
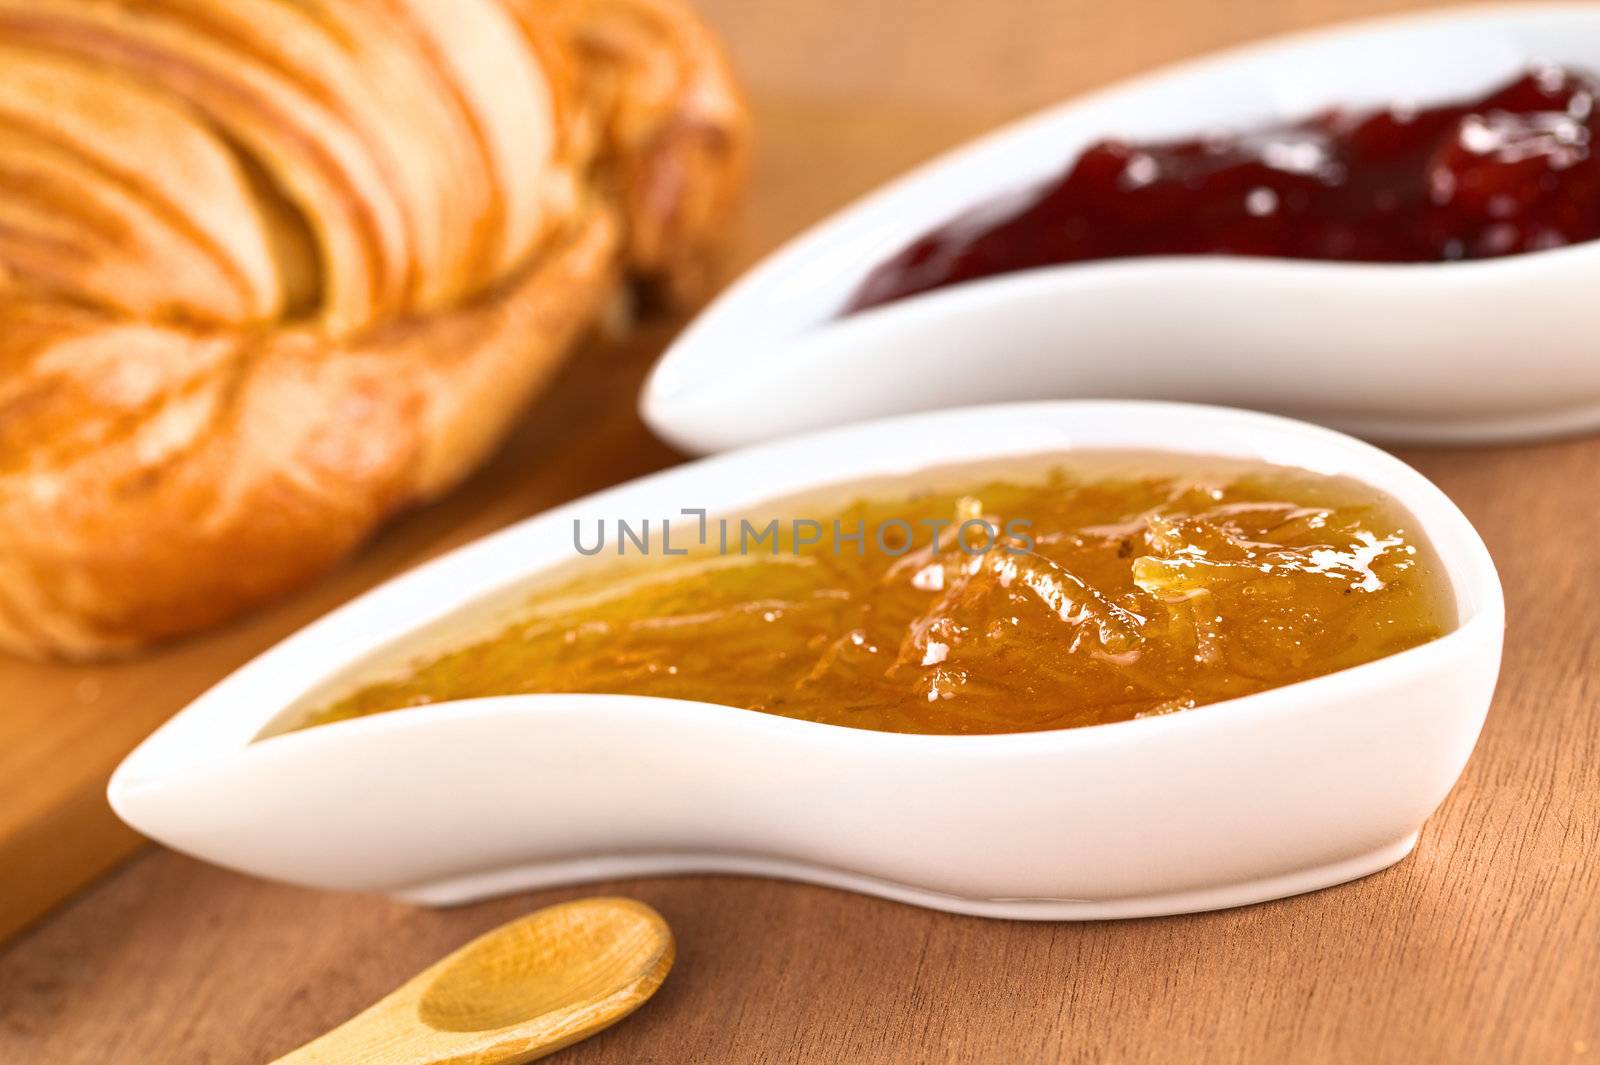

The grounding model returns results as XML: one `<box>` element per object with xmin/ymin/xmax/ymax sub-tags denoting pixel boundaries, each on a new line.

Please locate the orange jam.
<box><xmin>287</xmin><ymin>452</ymin><xmax>1457</xmax><ymax>736</ymax></box>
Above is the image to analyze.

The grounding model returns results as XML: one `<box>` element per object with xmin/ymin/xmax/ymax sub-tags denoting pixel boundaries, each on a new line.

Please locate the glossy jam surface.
<box><xmin>849</xmin><ymin>67</ymin><xmax>1600</xmax><ymax>312</ymax></box>
<box><xmin>284</xmin><ymin>453</ymin><xmax>1457</xmax><ymax>737</ymax></box>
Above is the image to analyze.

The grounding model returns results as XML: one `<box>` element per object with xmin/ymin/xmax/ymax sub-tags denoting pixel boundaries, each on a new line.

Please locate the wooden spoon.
<box><xmin>270</xmin><ymin>897</ymin><xmax>674</xmax><ymax>1064</ymax></box>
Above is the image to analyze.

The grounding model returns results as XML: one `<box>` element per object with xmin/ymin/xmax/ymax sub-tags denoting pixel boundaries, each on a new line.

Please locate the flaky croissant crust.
<box><xmin>0</xmin><ymin>0</ymin><xmax>747</xmax><ymax>658</ymax></box>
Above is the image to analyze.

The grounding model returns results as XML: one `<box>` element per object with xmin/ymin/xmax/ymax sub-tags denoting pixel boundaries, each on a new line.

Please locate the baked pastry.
<box><xmin>0</xmin><ymin>0</ymin><xmax>747</xmax><ymax>658</ymax></box>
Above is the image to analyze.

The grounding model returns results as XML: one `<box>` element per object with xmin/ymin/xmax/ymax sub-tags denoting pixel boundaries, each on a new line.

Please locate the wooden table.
<box><xmin>2</xmin><ymin>1</ymin><xmax>1597</xmax><ymax>1061</ymax></box>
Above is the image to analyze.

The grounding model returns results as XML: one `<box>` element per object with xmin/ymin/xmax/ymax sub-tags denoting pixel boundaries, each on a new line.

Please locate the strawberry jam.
<box><xmin>847</xmin><ymin>66</ymin><xmax>1600</xmax><ymax>313</ymax></box>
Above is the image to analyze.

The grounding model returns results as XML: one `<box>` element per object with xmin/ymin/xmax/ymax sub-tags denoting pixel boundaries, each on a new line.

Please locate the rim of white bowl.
<box><xmin>641</xmin><ymin>2</ymin><xmax>1600</xmax><ymax>424</ymax></box>
<box><xmin>109</xmin><ymin>400</ymin><xmax>1505</xmax><ymax>801</ymax></box>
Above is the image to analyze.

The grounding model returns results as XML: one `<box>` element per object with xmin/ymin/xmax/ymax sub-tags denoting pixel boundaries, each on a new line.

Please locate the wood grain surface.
<box><xmin>2</xmin><ymin>1</ymin><xmax>1598</xmax><ymax>1062</ymax></box>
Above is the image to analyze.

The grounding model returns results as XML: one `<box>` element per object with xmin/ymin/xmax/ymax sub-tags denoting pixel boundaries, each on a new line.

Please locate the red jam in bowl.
<box><xmin>847</xmin><ymin>67</ymin><xmax>1600</xmax><ymax>313</ymax></box>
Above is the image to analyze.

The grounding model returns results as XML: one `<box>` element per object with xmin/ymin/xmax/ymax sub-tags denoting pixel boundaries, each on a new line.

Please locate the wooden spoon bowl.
<box><xmin>272</xmin><ymin>897</ymin><xmax>673</xmax><ymax>1064</ymax></box>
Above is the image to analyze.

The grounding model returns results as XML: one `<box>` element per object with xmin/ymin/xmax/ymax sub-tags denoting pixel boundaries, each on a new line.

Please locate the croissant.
<box><xmin>0</xmin><ymin>0</ymin><xmax>747</xmax><ymax>658</ymax></box>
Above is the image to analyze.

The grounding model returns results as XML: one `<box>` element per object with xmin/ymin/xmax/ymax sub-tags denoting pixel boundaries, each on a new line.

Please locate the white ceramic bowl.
<box><xmin>109</xmin><ymin>402</ymin><xmax>1503</xmax><ymax>919</ymax></box>
<box><xmin>643</xmin><ymin>4</ymin><xmax>1600</xmax><ymax>454</ymax></box>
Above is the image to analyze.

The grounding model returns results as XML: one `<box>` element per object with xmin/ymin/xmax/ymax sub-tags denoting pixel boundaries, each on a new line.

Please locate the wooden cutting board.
<box><xmin>0</xmin><ymin>94</ymin><xmax>995</xmax><ymax>945</ymax></box>
<box><xmin>2</xmin><ymin>3</ymin><xmax>1598</xmax><ymax>1062</ymax></box>
<box><xmin>0</xmin><ymin>0</ymin><xmax>1481</xmax><ymax>946</ymax></box>
<box><xmin>0</xmin><ymin>355</ymin><xmax>657</xmax><ymax>942</ymax></box>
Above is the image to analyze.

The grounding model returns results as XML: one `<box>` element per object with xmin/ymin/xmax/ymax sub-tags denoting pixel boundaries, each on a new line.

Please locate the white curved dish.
<box><xmin>109</xmin><ymin>401</ymin><xmax>1503</xmax><ymax>919</ymax></box>
<box><xmin>643</xmin><ymin>4</ymin><xmax>1600</xmax><ymax>454</ymax></box>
